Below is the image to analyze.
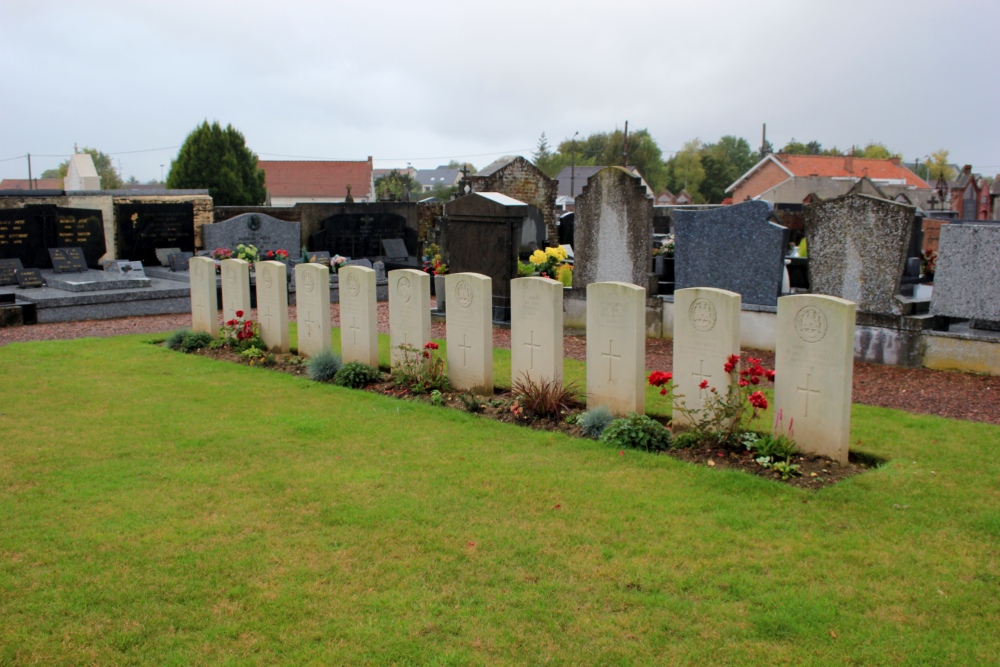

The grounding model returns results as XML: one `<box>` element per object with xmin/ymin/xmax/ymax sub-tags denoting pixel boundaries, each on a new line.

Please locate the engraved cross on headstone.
<box><xmin>349</xmin><ymin>314</ymin><xmax>360</xmax><ymax>345</ymax></box>
<box><xmin>524</xmin><ymin>330</ymin><xmax>541</xmax><ymax>370</ymax></box>
<box><xmin>797</xmin><ymin>372</ymin><xmax>820</xmax><ymax>417</ymax></box>
<box><xmin>601</xmin><ymin>339</ymin><xmax>621</xmax><ymax>384</ymax></box>
<box><xmin>692</xmin><ymin>359</ymin><xmax>712</xmax><ymax>395</ymax></box>
<box><xmin>459</xmin><ymin>333</ymin><xmax>473</xmax><ymax>367</ymax></box>
<box><xmin>303</xmin><ymin>311</ymin><xmax>317</xmax><ymax>341</ymax></box>
<box><xmin>262</xmin><ymin>304</ymin><xmax>274</xmax><ymax>332</ymax></box>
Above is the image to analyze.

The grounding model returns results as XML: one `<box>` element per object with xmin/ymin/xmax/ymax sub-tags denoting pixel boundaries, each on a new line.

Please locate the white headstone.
<box><xmin>389</xmin><ymin>269</ymin><xmax>432</xmax><ymax>366</ymax></box>
<box><xmin>586</xmin><ymin>282</ymin><xmax>645</xmax><ymax>415</ymax></box>
<box><xmin>294</xmin><ymin>263</ymin><xmax>331</xmax><ymax>357</ymax></box>
<box><xmin>338</xmin><ymin>265</ymin><xmax>378</xmax><ymax>367</ymax></box>
<box><xmin>255</xmin><ymin>260</ymin><xmax>289</xmax><ymax>352</ymax></box>
<box><xmin>220</xmin><ymin>258</ymin><xmax>251</xmax><ymax>323</ymax></box>
<box><xmin>774</xmin><ymin>294</ymin><xmax>856</xmax><ymax>465</ymax></box>
<box><xmin>671</xmin><ymin>287</ymin><xmax>742</xmax><ymax>429</ymax></box>
<box><xmin>511</xmin><ymin>277</ymin><xmax>563</xmax><ymax>386</ymax></box>
<box><xmin>189</xmin><ymin>256</ymin><xmax>218</xmax><ymax>336</ymax></box>
<box><xmin>445</xmin><ymin>272</ymin><xmax>493</xmax><ymax>394</ymax></box>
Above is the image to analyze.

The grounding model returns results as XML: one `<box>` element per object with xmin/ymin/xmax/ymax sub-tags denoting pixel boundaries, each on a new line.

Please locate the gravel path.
<box><xmin>3</xmin><ymin>303</ymin><xmax>998</xmax><ymax>426</ymax></box>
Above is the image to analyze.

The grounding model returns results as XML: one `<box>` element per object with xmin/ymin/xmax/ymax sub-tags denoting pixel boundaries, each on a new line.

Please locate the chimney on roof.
<box><xmin>889</xmin><ymin>157</ymin><xmax>900</xmax><ymax>166</ymax></box>
<box><xmin>962</xmin><ymin>164</ymin><xmax>972</xmax><ymax>175</ymax></box>
<box><xmin>844</xmin><ymin>154</ymin><xmax>854</xmax><ymax>173</ymax></box>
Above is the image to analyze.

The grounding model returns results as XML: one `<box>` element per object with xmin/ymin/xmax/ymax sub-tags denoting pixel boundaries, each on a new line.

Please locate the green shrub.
<box><xmin>579</xmin><ymin>405</ymin><xmax>615</xmax><ymax>438</ymax></box>
<box><xmin>179</xmin><ymin>331</ymin><xmax>214</xmax><ymax>353</ymax></box>
<box><xmin>750</xmin><ymin>433</ymin><xmax>797</xmax><ymax>459</ymax></box>
<box><xmin>672</xmin><ymin>430</ymin><xmax>702</xmax><ymax>449</ymax></box>
<box><xmin>333</xmin><ymin>361</ymin><xmax>380</xmax><ymax>388</ymax></box>
<box><xmin>600</xmin><ymin>412</ymin><xmax>673</xmax><ymax>453</ymax></box>
<box><xmin>306</xmin><ymin>349</ymin><xmax>343</xmax><ymax>382</ymax></box>
<box><xmin>165</xmin><ymin>329</ymin><xmax>190</xmax><ymax>351</ymax></box>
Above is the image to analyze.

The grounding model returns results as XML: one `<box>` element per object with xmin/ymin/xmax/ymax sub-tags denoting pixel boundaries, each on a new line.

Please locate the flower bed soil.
<box><xmin>185</xmin><ymin>344</ymin><xmax>872</xmax><ymax>489</ymax></box>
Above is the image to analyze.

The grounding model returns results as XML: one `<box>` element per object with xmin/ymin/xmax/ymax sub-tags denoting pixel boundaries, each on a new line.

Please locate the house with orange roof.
<box><xmin>258</xmin><ymin>157</ymin><xmax>374</xmax><ymax>206</ymax></box>
<box><xmin>726</xmin><ymin>153</ymin><xmax>929</xmax><ymax>204</ymax></box>
<box><xmin>0</xmin><ymin>178</ymin><xmax>64</xmax><ymax>191</ymax></box>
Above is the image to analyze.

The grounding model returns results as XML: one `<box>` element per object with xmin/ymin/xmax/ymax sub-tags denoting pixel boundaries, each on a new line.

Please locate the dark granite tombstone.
<box><xmin>804</xmin><ymin>194</ymin><xmax>915</xmax><ymax>316</ymax></box>
<box><xmin>15</xmin><ymin>268</ymin><xmax>44</xmax><ymax>288</ymax></box>
<box><xmin>168</xmin><ymin>251</ymin><xmax>194</xmax><ymax>272</ymax></box>
<box><xmin>307</xmin><ymin>251</ymin><xmax>331</xmax><ymax>266</ymax></box>
<box><xmin>48</xmin><ymin>247</ymin><xmax>88</xmax><ymax>274</ymax></box>
<box><xmin>116</xmin><ymin>203</ymin><xmax>195</xmax><ymax>266</ymax></box>
<box><xmin>310</xmin><ymin>211</ymin><xmax>409</xmax><ymax>259</ymax></box>
<box><xmin>0</xmin><ymin>206</ymin><xmax>47</xmax><ymax>268</ymax></box>
<box><xmin>443</xmin><ymin>192</ymin><xmax>527</xmax><ymax>322</ymax></box>
<box><xmin>381</xmin><ymin>238</ymin><xmax>409</xmax><ymax>260</ymax></box>
<box><xmin>155</xmin><ymin>247</ymin><xmax>182</xmax><ymax>267</ymax></box>
<box><xmin>674</xmin><ymin>201</ymin><xmax>788</xmax><ymax>307</ymax></box>
<box><xmin>931</xmin><ymin>224</ymin><xmax>1000</xmax><ymax>326</ymax></box>
<box><xmin>557</xmin><ymin>212</ymin><xmax>574</xmax><ymax>247</ymax></box>
<box><xmin>0</xmin><ymin>258</ymin><xmax>23</xmax><ymax>286</ymax></box>
<box><xmin>54</xmin><ymin>208</ymin><xmax>106</xmax><ymax>268</ymax></box>
<box><xmin>203</xmin><ymin>213</ymin><xmax>300</xmax><ymax>254</ymax></box>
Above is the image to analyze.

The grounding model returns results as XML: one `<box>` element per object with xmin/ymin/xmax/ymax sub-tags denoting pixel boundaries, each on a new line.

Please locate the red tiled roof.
<box><xmin>774</xmin><ymin>154</ymin><xmax>929</xmax><ymax>188</ymax></box>
<box><xmin>258</xmin><ymin>159</ymin><xmax>372</xmax><ymax>198</ymax></box>
<box><xmin>0</xmin><ymin>178</ymin><xmax>63</xmax><ymax>190</ymax></box>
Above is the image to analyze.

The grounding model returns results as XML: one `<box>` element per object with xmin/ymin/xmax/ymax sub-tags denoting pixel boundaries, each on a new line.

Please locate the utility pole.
<box><xmin>26</xmin><ymin>153</ymin><xmax>33</xmax><ymax>189</ymax></box>
<box><xmin>570</xmin><ymin>131</ymin><xmax>579</xmax><ymax>199</ymax></box>
<box><xmin>622</xmin><ymin>121</ymin><xmax>629</xmax><ymax>166</ymax></box>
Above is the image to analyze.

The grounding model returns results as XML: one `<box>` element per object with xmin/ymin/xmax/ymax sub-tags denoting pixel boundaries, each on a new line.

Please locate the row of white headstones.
<box><xmin>189</xmin><ymin>256</ymin><xmax>856</xmax><ymax>465</ymax></box>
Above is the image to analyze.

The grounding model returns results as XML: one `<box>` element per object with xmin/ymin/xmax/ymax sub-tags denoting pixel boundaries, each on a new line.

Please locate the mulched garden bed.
<box><xmin>183</xmin><ymin>343</ymin><xmax>875</xmax><ymax>489</ymax></box>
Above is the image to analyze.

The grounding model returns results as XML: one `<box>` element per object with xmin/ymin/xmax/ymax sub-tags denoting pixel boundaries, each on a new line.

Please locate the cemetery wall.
<box><xmin>469</xmin><ymin>158</ymin><xmax>558</xmax><ymax>243</ymax></box>
<box><xmin>923</xmin><ymin>333</ymin><xmax>1000</xmax><ymax>375</ymax></box>
<box><xmin>296</xmin><ymin>202</ymin><xmax>418</xmax><ymax>252</ymax></box>
<box><xmin>215</xmin><ymin>206</ymin><xmax>301</xmax><ymax>223</ymax></box>
<box><xmin>563</xmin><ymin>289</ymin><xmax>663</xmax><ymax>338</ymax></box>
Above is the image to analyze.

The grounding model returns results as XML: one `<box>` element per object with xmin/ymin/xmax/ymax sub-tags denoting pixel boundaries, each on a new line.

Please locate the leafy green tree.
<box><xmin>664</xmin><ymin>139</ymin><xmax>706</xmax><ymax>201</ymax></box>
<box><xmin>781</xmin><ymin>138</ymin><xmax>824</xmax><ymax>155</ymax></box>
<box><xmin>166</xmin><ymin>121</ymin><xmax>265</xmax><ymax>206</ymax></box>
<box><xmin>927</xmin><ymin>149</ymin><xmax>956</xmax><ymax>181</ymax></box>
<box><xmin>375</xmin><ymin>169</ymin><xmax>420</xmax><ymax>201</ymax></box>
<box><xmin>446</xmin><ymin>160</ymin><xmax>477</xmax><ymax>173</ymax></box>
<box><xmin>41</xmin><ymin>147</ymin><xmax>123</xmax><ymax>189</ymax></box>
<box><xmin>532</xmin><ymin>132</ymin><xmax>573</xmax><ymax>177</ymax></box>
<box><xmin>695</xmin><ymin>135</ymin><xmax>758</xmax><ymax>203</ymax></box>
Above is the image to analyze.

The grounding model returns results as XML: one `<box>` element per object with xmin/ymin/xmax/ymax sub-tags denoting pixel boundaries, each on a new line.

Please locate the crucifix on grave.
<box><xmin>524</xmin><ymin>330</ymin><xmax>541</xmax><ymax>370</ymax></box>
<box><xmin>349</xmin><ymin>314</ymin><xmax>360</xmax><ymax>345</ymax></box>
<box><xmin>601</xmin><ymin>339</ymin><xmax>621</xmax><ymax>384</ymax></box>
<box><xmin>302</xmin><ymin>311</ymin><xmax>317</xmax><ymax>341</ymax></box>
<box><xmin>459</xmin><ymin>333</ymin><xmax>473</xmax><ymax>367</ymax></box>
<box><xmin>797</xmin><ymin>372</ymin><xmax>820</xmax><ymax>417</ymax></box>
<box><xmin>692</xmin><ymin>359</ymin><xmax>712</xmax><ymax>396</ymax></box>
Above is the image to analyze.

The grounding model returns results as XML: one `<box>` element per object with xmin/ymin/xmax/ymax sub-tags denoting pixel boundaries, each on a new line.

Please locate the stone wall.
<box><xmin>469</xmin><ymin>157</ymin><xmax>558</xmax><ymax>243</ymax></box>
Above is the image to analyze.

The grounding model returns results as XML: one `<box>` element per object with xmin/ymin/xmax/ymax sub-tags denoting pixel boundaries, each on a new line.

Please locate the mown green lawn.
<box><xmin>0</xmin><ymin>332</ymin><xmax>997</xmax><ymax>666</ymax></box>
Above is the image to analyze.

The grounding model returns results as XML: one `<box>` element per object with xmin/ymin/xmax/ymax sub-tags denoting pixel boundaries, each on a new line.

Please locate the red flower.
<box><xmin>738</xmin><ymin>379</ymin><xmax>749</xmax><ymax>387</ymax></box>
<box><xmin>226</xmin><ymin>319</ymin><xmax>237</xmax><ymax>326</ymax></box>
<box><xmin>659</xmin><ymin>388</ymin><xmax>668</xmax><ymax>396</ymax></box>
<box><xmin>747</xmin><ymin>357</ymin><xmax>761</xmax><ymax>366</ymax></box>
<box><xmin>235</xmin><ymin>310</ymin><xmax>244</xmax><ymax>318</ymax></box>
<box><xmin>421</xmin><ymin>351</ymin><xmax>430</xmax><ymax>359</ymax></box>
<box><xmin>751</xmin><ymin>365</ymin><xmax>765</xmax><ymax>377</ymax></box>
<box><xmin>699</xmin><ymin>379</ymin><xmax>709</xmax><ymax>389</ymax></box>
<box><xmin>724</xmin><ymin>360</ymin><xmax>737</xmax><ymax>373</ymax></box>
<box><xmin>648</xmin><ymin>371</ymin><xmax>672</xmax><ymax>387</ymax></box>
<box><xmin>750</xmin><ymin>376</ymin><xmax>759</xmax><ymax>385</ymax></box>
<box><xmin>765</xmin><ymin>370</ymin><xmax>776</xmax><ymax>381</ymax></box>
<box><xmin>424</xmin><ymin>342</ymin><xmax>439</xmax><ymax>350</ymax></box>
<box><xmin>749</xmin><ymin>391</ymin><xmax>768</xmax><ymax>410</ymax></box>
<box><xmin>727</xmin><ymin>354</ymin><xmax>740</xmax><ymax>366</ymax></box>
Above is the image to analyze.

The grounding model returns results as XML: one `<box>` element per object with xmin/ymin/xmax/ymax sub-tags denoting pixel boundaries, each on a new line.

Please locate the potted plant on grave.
<box><xmin>653</xmin><ymin>235</ymin><xmax>675</xmax><ymax>279</ymax></box>
<box><xmin>528</xmin><ymin>246</ymin><xmax>568</xmax><ymax>279</ymax></box>
<box><xmin>264</xmin><ymin>249</ymin><xmax>290</xmax><ymax>263</ymax></box>
<box><xmin>921</xmin><ymin>248</ymin><xmax>936</xmax><ymax>283</ymax></box>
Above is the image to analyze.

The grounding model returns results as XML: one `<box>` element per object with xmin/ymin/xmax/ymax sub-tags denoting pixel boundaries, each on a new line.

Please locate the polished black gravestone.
<box><xmin>0</xmin><ymin>258</ymin><xmax>23</xmax><ymax>286</ymax></box>
<box><xmin>310</xmin><ymin>212</ymin><xmax>409</xmax><ymax>259</ymax></box>
<box><xmin>307</xmin><ymin>251</ymin><xmax>331</xmax><ymax>267</ymax></box>
<box><xmin>15</xmin><ymin>268</ymin><xmax>45</xmax><ymax>288</ymax></box>
<box><xmin>0</xmin><ymin>207</ymin><xmax>48</xmax><ymax>268</ymax></box>
<box><xmin>49</xmin><ymin>247</ymin><xmax>88</xmax><ymax>274</ymax></box>
<box><xmin>116</xmin><ymin>203</ymin><xmax>195</xmax><ymax>266</ymax></box>
<box><xmin>55</xmin><ymin>208</ymin><xmax>106</xmax><ymax>268</ymax></box>
<box><xmin>674</xmin><ymin>201</ymin><xmax>788</xmax><ymax>307</ymax></box>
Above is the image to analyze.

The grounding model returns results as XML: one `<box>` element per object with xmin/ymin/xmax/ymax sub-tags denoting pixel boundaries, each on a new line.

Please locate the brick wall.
<box><xmin>469</xmin><ymin>157</ymin><xmax>558</xmax><ymax>243</ymax></box>
<box><xmin>730</xmin><ymin>161</ymin><xmax>791</xmax><ymax>203</ymax></box>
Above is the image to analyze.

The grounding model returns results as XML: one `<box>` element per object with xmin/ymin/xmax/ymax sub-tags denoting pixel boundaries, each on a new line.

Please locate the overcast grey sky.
<box><xmin>2</xmin><ymin>0</ymin><xmax>998</xmax><ymax>183</ymax></box>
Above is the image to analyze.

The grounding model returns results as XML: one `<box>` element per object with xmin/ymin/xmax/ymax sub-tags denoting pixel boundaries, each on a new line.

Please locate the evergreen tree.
<box><xmin>167</xmin><ymin>121</ymin><xmax>266</xmax><ymax>206</ymax></box>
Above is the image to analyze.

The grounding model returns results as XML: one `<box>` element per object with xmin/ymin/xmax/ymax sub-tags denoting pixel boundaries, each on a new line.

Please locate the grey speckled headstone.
<box><xmin>931</xmin><ymin>224</ymin><xmax>1000</xmax><ymax>322</ymax></box>
<box><xmin>804</xmin><ymin>194</ymin><xmax>914</xmax><ymax>316</ymax></box>
<box><xmin>571</xmin><ymin>167</ymin><xmax>653</xmax><ymax>290</ymax></box>
<box><xmin>674</xmin><ymin>201</ymin><xmax>788</xmax><ymax>307</ymax></box>
<box><xmin>203</xmin><ymin>213</ymin><xmax>301</xmax><ymax>254</ymax></box>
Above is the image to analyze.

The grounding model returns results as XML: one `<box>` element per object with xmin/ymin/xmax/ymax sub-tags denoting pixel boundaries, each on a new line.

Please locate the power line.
<box><xmin>257</xmin><ymin>148</ymin><xmax>534</xmax><ymax>161</ymax></box>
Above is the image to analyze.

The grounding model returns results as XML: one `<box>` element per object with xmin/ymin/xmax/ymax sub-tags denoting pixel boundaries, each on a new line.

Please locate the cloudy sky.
<box><xmin>2</xmin><ymin>0</ymin><xmax>998</xmax><ymax>183</ymax></box>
